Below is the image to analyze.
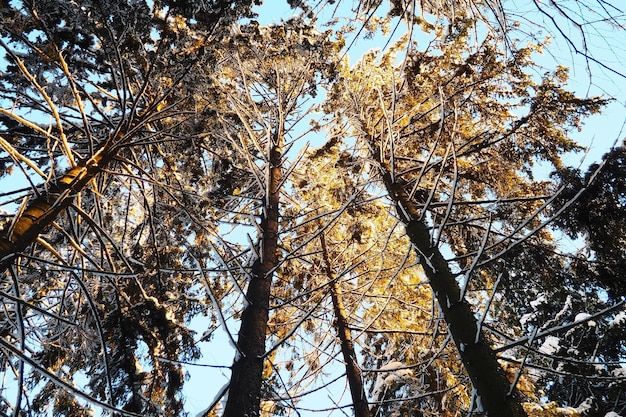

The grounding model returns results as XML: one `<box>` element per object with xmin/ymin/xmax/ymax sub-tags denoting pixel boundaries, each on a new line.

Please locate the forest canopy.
<box><xmin>0</xmin><ymin>0</ymin><xmax>625</xmax><ymax>416</ymax></box>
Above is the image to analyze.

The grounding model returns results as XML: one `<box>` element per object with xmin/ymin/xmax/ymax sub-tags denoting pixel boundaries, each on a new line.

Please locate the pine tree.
<box><xmin>0</xmin><ymin>1</ymin><xmax>624</xmax><ymax>416</ymax></box>
<box><xmin>324</xmin><ymin>17</ymin><xmax>609</xmax><ymax>416</ymax></box>
<box><xmin>0</xmin><ymin>0</ymin><xmax>255</xmax><ymax>414</ymax></box>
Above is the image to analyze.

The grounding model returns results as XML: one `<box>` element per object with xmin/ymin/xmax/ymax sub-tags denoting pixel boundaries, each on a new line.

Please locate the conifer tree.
<box><xmin>0</xmin><ymin>1</ymin><xmax>624</xmax><ymax>416</ymax></box>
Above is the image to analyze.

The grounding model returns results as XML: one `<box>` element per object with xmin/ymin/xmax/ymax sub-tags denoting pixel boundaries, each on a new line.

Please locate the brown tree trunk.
<box><xmin>0</xmin><ymin>142</ymin><xmax>117</xmax><ymax>274</ymax></box>
<box><xmin>320</xmin><ymin>233</ymin><xmax>371</xmax><ymax>417</ymax></box>
<box><xmin>222</xmin><ymin>130</ymin><xmax>283</xmax><ymax>417</ymax></box>
<box><xmin>377</xmin><ymin>161</ymin><xmax>528</xmax><ymax>417</ymax></box>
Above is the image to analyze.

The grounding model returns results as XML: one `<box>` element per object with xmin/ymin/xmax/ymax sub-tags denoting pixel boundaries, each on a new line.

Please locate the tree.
<box><xmin>285</xmin><ymin>139</ymin><xmax>451</xmax><ymax>416</ymax></box>
<box><xmin>537</xmin><ymin>144</ymin><xmax>626</xmax><ymax>415</ymax></box>
<box><xmin>187</xmin><ymin>18</ymin><xmax>343</xmax><ymax>417</ymax></box>
<box><xmin>553</xmin><ymin>144</ymin><xmax>626</xmax><ymax>299</ymax></box>
<box><xmin>1</xmin><ymin>1</ymin><xmax>625</xmax><ymax>416</ymax></box>
<box><xmin>371</xmin><ymin>0</ymin><xmax>626</xmax><ymax>80</ymax></box>
<box><xmin>324</xmin><ymin>15</ymin><xmax>611</xmax><ymax>415</ymax></box>
<box><xmin>320</xmin><ymin>231</ymin><xmax>371</xmax><ymax>417</ymax></box>
<box><xmin>0</xmin><ymin>0</ymin><xmax>256</xmax><ymax>414</ymax></box>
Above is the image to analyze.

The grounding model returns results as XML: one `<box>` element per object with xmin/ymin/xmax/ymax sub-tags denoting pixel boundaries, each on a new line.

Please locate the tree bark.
<box><xmin>376</xmin><ymin>160</ymin><xmax>528</xmax><ymax>417</ymax></box>
<box><xmin>0</xmin><ymin>142</ymin><xmax>117</xmax><ymax>274</ymax></box>
<box><xmin>222</xmin><ymin>130</ymin><xmax>283</xmax><ymax>417</ymax></box>
<box><xmin>320</xmin><ymin>233</ymin><xmax>371</xmax><ymax>417</ymax></box>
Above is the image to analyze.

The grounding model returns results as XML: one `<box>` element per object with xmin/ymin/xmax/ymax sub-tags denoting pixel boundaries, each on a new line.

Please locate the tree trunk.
<box><xmin>320</xmin><ymin>233</ymin><xmax>371</xmax><ymax>417</ymax></box>
<box><xmin>222</xmin><ymin>130</ymin><xmax>283</xmax><ymax>417</ymax></box>
<box><xmin>0</xmin><ymin>142</ymin><xmax>117</xmax><ymax>274</ymax></box>
<box><xmin>377</xmin><ymin>161</ymin><xmax>528</xmax><ymax>417</ymax></box>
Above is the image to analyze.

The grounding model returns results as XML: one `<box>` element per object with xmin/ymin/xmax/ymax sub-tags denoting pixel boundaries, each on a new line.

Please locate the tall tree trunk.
<box><xmin>222</xmin><ymin>130</ymin><xmax>283</xmax><ymax>417</ymax></box>
<box><xmin>0</xmin><ymin>141</ymin><xmax>117</xmax><ymax>274</ymax></box>
<box><xmin>376</xmin><ymin>160</ymin><xmax>528</xmax><ymax>417</ymax></box>
<box><xmin>320</xmin><ymin>233</ymin><xmax>371</xmax><ymax>417</ymax></box>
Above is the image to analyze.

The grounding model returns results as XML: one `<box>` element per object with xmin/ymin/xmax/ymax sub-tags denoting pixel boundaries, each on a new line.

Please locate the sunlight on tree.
<box><xmin>0</xmin><ymin>0</ymin><xmax>625</xmax><ymax>416</ymax></box>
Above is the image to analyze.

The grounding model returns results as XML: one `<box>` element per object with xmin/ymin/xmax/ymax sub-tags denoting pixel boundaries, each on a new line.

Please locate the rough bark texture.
<box><xmin>0</xmin><ymin>143</ymin><xmax>116</xmax><ymax>274</ymax></box>
<box><xmin>222</xmin><ymin>132</ymin><xmax>283</xmax><ymax>417</ymax></box>
<box><xmin>378</xmin><ymin>162</ymin><xmax>528</xmax><ymax>417</ymax></box>
<box><xmin>320</xmin><ymin>234</ymin><xmax>371</xmax><ymax>417</ymax></box>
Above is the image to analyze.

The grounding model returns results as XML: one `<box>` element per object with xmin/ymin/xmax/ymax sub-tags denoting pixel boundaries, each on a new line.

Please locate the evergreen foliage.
<box><xmin>0</xmin><ymin>1</ymin><xmax>624</xmax><ymax>416</ymax></box>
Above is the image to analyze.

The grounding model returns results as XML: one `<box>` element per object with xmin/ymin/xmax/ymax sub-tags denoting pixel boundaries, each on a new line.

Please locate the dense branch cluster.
<box><xmin>0</xmin><ymin>0</ymin><xmax>624</xmax><ymax>416</ymax></box>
